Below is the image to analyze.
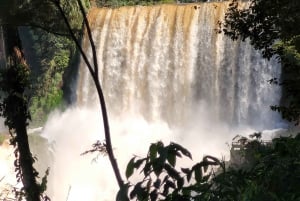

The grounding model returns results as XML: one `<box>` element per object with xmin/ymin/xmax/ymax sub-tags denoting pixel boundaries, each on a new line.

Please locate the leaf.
<box><xmin>187</xmin><ymin>170</ymin><xmax>192</xmax><ymax>182</ymax></box>
<box><xmin>153</xmin><ymin>158</ymin><xmax>164</xmax><ymax>176</ymax></box>
<box><xmin>181</xmin><ymin>168</ymin><xmax>190</xmax><ymax>174</ymax></box>
<box><xmin>134</xmin><ymin>158</ymin><xmax>146</xmax><ymax>169</ymax></box>
<box><xmin>164</xmin><ymin>163</ymin><xmax>180</xmax><ymax>180</ymax></box>
<box><xmin>150</xmin><ymin>190</ymin><xmax>158</xmax><ymax>201</ymax></box>
<box><xmin>193</xmin><ymin>163</ymin><xmax>202</xmax><ymax>182</ymax></box>
<box><xmin>143</xmin><ymin>162</ymin><xmax>151</xmax><ymax>176</ymax></box>
<box><xmin>154</xmin><ymin>178</ymin><xmax>161</xmax><ymax>189</ymax></box>
<box><xmin>202</xmin><ymin>155</ymin><xmax>221</xmax><ymax>172</ymax></box>
<box><xmin>170</xmin><ymin>142</ymin><xmax>192</xmax><ymax>159</ymax></box>
<box><xmin>182</xmin><ymin>189</ymin><xmax>191</xmax><ymax>197</ymax></box>
<box><xmin>130</xmin><ymin>181</ymin><xmax>143</xmax><ymax>199</ymax></box>
<box><xmin>167</xmin><ymin>150</ymin><xmax>176</xmax><ymax>167</ymax></box>
<box><xmin>149</xmin><ymin>143</ymin><xmax>158</xmax><ymax>162</ymax></box>
<box><xmin>166</xmin><ymin>180</ymin><xmax>176</xmax><ymax>189</ymax></box>
<box><xmin>177</xmin><ymin>177</ymin><xmax>184</xmax><ymax>189</ymax></box>
<box><xmin>126</xmin><ymin>157</ymin><xmax>135</xmax><ymax>179</ymax></box>
<box><xmin>146</xmin><ymin>178</ymin><xmax>152</xmax><ymax>192</ymax></box>
<box><xmin>162</xmin><ymin>175</ymin><xmax>169</xmax><ymax>184</ymax></box>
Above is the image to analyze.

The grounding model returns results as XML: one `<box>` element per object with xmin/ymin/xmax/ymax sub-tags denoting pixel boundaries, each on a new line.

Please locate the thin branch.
<box><xmin>51</xmin><ymin>0</ymin><xmax>96</xmax><ymax>79</ymax></box>
<box><xmin>28</xmin><ymin>23</ymin><xmax>75</xmax><ymax>37</ymax></box>
<box><xmin>75</xmin><ymin>0</ymin><xmax>124</xmax><ymax>188</ymax></box>
<box><xmin>77</xmin><ymin>0</ymin><xmax>99</xmax><ymax>76</ymax></box>
<box><xmin>52</xmin><ymin>0</ymin><xmax>124</xmax><ymax>188</ymax></box>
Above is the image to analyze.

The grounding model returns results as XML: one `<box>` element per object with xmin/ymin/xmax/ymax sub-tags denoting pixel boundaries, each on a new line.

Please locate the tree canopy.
<box><xmin>221</xmin><ymin>0</ymin><xmax>300</xmax><ymax>124</ymax></box>
<box><xmin>0</xmin><ymin>0</ymin><xmax>88</xmax><ymax>36</ymax></box>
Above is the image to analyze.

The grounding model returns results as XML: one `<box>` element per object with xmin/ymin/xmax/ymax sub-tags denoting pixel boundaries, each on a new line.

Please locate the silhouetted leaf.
<box><xmin>154</xmin><ymin>178</ymin><xmax>161</xmax><ymax>189</ymax></box>
<box><xmin>170</xmin><ymin>142</ymin><xmax>192</xmax><ymax>159</ymax></box>
<box><xmin>149</xmin><ymin>143</ymin><xmax>158</xmax><ymax>162</ymax></box>
<box><xmin>126</xmin><ymin>157</ymin><xmax>135</xmax><ymax>179</ymax></box>
<box><xmin>143</xmin><ymin>162</ymin><xmax>151</xmax><ymax>176</ymax></box>
<box><xmin>153</xmin><ymin>158</ymin><xmax>164</xmax><ymax>176</ymax></box>
<box><xmin>166</xmin><ymin>180</ymin><xmax>176</xmax><ymax>189</ymax></box>
<box><xmin>130</xmin><ymin>181</ymin><xmax>143</xmax><ymax>199</ymax></box>
<box><xmin>193</xmin><ymin>163</ymin><xmax>202</xmax><ymax>182</ymax></box>
<box><xmin>164</xmin><ymin>163</ymin><xmax>180</xmax><ymax>180</ymax></box>
<box><xmin>187</xmin><ymin>170</ymin><xmax>193</xmax><ymax>182</ymax></box>
<box><xmin>134</xmin><ymin>158</ymin><xmax>146</xmax><ymax>169</ymax></box>
<box><xmin>150</xmin><ymin>190</ymin><xmax>158</xmax><ymax>201</ymax></box>
<box><xmin>167</xmin><ymin>150</ymin><xmax>176</xmax><ymax>167</ymax></box>
<box><xmin>177</xmin><ymin>177</ymin><xmax>184</xmax><ymax>189</ymax></box>
<box><xmin>181</xmin><ymin>168</ymin><xmax>190</xmax><ymax>174</ymax></box>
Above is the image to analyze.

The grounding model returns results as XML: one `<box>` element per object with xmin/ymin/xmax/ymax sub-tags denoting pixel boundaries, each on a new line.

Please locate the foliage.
<box><xmin>0</xmin><ymin>0</ymin><xmax>89</xmax><ymax>36</ymax></box>
<box><xmin>0</xmin><ymin>58</ymin><xmax>31</xmax><ymax>130</ymax></box>
<box><xmin>221</xmin><ymin>0</ymin><xmax>300</xmax><ymax>59</ymax></box>
<box><xmin>0</xmin><ymin>0</ymin><xmax>87</xmax><ymax>126</ymax></box>
<box><xmin>24</xmin><ymin>28</ymin><xmax>76</xmax><ymax>126</ymax></box>
<box><xmin>123</xmin><ymin>133</ymin><xmax>300</xmax><ymax>201</ymax></box>
<box><xmin>210</xmin><ymin>133</ymin><xmax>300</xmax><ymax>201</ymax></box>
<box><xmin>220</xmin><ymin>0</ymin><xmax>300</xmax><ymax>124</ymax></box>
<box><xmin>0</xmin><ymin>40</ymin><xmax>49</xmax><ymax>200</ymax></box>
<box><xmin>120</xmin><ymin>141</ymin><xmax>223</xmax><ymax>201</ymax></box>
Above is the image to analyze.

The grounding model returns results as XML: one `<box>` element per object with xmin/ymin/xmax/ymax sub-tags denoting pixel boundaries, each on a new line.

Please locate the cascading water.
<box><xmin>76</xmin><ymin>3</ymin><xmax>281</xmax><ymax>129</ymax></box>
<box><xmin>34</xmin><ymin>2</ymin><xmax>284</xmax><ymax>201</ymax></box>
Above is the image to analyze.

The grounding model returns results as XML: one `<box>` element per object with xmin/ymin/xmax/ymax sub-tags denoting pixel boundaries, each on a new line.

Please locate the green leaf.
<box><xmin>134</xmin><ymin>158</ymin><xmax>146</xmax><ymax>169</ymax></box>
<box><xmin>177</xmin><ymin>177</ymin><xmax>184</xmax><ymax>189</ymax></box>
<box><xmin>164</xmin><ymin>163</ymin><xmax>180</xmax><ymax>180</ymax></box>
<box><xmin>150</xmin><ymin>190</ymin><xmax>158</xmax><ymax>201</ymax></box>
<box><xmin>154</xmin><ymin>178</ymin><xmax>161</xmax><ymax>189</ymax></box>
<box><xmin>170</xmin><ymin>142</ymin><xmax>192</xmax><ymax>159</ymax></box>
<box><xmin>149</xmin><ymin>143</ymin><xmax>158</xmax><ymax>162</ymax></box>
<box><xmin>187</xmin><ymin>170</ymin><xmax>192</xmax><ymax>182</ymax></box>
<box><xmin>167</xmin><ymin>150</ymin><xmax>176</xmax><ymax>167</ymax></box>
<box><xmin>126</xmin><ymin>157</ymin><xmax>135</xmax><ymax>179</ymax></box>
<box><xmin>130</xmin><ymin>181</ymin><xmax>143</xmax><ymax>199</ymax></box>
<box><xmin>193</xmin><ymin>163</ymin><xmax>202</xmax><ymax>182</ymax></box>
<box><xmin>181</xmin><ymin>168</ymin><xmax>190</xmax><ymax>174</ymax></box>
<box><xmin>143</xmin><ymin>162</ymin><xmax>151</xmax><ymax>176</ymax></box>
<box><xmin>153</xmin><ymin>158</ymin><xmax>164</xmax><ymax>176</ymax></box>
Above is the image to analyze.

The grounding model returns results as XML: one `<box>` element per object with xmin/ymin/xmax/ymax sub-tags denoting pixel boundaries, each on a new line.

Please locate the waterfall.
<box><xmin>77</xmin><ymin>3</ymin><xmax>281</xmax><ymax>129</ymax></box>
<box><xmin>39</xmin><ymin>3</ymin><xmax>283</xmax><ymax>201</ymax></box>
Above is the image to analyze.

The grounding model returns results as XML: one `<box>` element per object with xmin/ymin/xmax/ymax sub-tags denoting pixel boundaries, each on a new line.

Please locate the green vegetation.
<box><xmin>0</xmin><ymin>1</ymin><xmax>86</xmax><ymax>200</ymax></box>
<box><xmin>122</xmin><ymin>133</ymin><xmax>300</xmax><ymax>201</ymax></box>
<box><xmin>24</xmin><ymin>28</ymin><xmax>77</xmax><ymax>126</ymax></box>
<box><xmin>121</xmin><ymin>141</ymin><xmax>222</xmax><ymax>201</ymax></box>
<box><xmin>1</xmin><ymin>0</ymin><xmax>87</xmax><ymax>126</ymax></box>
<box><xmin>0</xmin><ymin>27</ymin><xmax>47</xmax><ymax>200</ymax></box>
<box><xmin>220</xmin><ymin>0</ymin><xmax>300</xmax><ymax>124</ymax></box>
<box><xmin>210</xmin><ymin>133</ymin><xmax>300</xmax><ymax>201</ymax></box>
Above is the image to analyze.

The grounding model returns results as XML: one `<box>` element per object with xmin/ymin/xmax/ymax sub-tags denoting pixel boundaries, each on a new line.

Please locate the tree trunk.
<box><xmin>3</xmin><ymin>25</ymin><xmax>41</xmax><ymax>201</ymax></box>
